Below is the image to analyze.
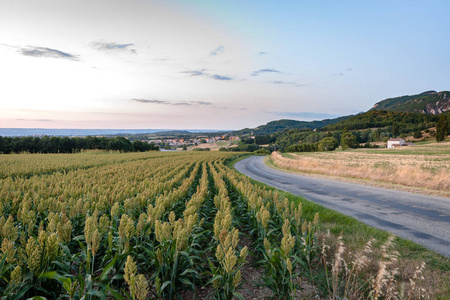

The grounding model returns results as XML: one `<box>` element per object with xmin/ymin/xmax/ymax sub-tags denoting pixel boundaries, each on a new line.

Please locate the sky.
<box><xmin>1</xmin><ymin>0</ymin><xmax>449</xmax><ymax>130</ymax></box>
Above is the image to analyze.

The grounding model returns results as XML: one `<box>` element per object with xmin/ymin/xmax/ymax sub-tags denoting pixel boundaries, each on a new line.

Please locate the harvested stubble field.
<box><xmin>187</xmin><ymin>141</ymin><xmax>229</xmax><ymax>151</ymax></box>
<box><xmin>0</xmin><ymin>151</ymin><xmax>449</xmax><ymax>299</ymax></box>
<box><xmin>271</xmin><ymin>142</ymin><xmax>450</xmax><ymax>197</ymax></box>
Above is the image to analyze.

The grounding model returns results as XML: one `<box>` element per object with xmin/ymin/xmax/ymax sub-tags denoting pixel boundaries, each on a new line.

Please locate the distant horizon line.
<box><xmin>0</xmin><ymin>127</ymin><xmax>228</xmax><ymax>131</ymax></box>
<box><xmin>0</xmin><ymin>127</ymin><xmax>232</xmax><ymax>137</ymax></box>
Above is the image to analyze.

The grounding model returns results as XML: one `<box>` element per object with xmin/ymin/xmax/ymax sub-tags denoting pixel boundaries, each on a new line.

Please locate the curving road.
<box><xmin>235</xmin><ymin>156</ymin><xmax>450</xmax><ymax>258</ymax></box>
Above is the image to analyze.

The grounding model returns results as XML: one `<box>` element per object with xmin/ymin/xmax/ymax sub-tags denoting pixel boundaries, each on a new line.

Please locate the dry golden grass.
<box><xmin>186</xmin><ymin>141</ymin><xmax>229</xmax><ymax>151</ymax></box>
<box><xmin>317</xmin><ymin>232</ymin><xmax>450</xmax><ymax>299</ymax></box>
<box><xmin>271</xmin><ymin>142</ymin><xmax>450</xmax><ymax>197</ymax></box>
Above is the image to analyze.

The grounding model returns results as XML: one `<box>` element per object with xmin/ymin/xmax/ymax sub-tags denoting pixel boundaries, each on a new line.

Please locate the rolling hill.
<box><xmin>234</xmin><ymin>115</ymin><xmax>353</xmax><ymax>135</ymax></box>
<box><xmin>321</xmin><ymin>110</ymin><xmax>442</xmax><ymax>131</ymax></box>
<box><xmin>371</xmin><ymin>90</ymin><xmax>450</xmax><ymax>114</ymax></box>
<box><xmin>233</xmin><ymin>90</ymin><xmax>449</xmax><ymax>140</ymax></box>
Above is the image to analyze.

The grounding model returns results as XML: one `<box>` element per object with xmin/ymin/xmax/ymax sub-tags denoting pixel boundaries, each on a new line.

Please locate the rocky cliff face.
<box><xmin>422</xmin><ymin>92</ymin><xmax>450</xmax><ymax>114</ymax></box>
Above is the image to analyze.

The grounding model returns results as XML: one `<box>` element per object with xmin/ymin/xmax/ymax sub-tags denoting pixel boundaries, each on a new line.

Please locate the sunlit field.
<box><xmin>0</xmin><ymin>151</ymin><xmax>448</xmax><ymax>299</ymax></box>
<box><xmin>271</xmin><ymin>142</ymin><xmax>450</xmax><ymax>197</ymax></box>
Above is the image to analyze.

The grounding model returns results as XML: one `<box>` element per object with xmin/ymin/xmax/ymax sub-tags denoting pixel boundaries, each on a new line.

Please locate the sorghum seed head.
<box><xmin>135</xmin><ymin>274</ymin><xmax>149</xmax><ymax>300</ymax></box>
<box><xmin>240</xmin><ymin>246</ymin><xmax>248</xmax><ymax>261</ymax></box>
<box><xmin>124</xmin><ymin>255</ymin><xmax>137</xmax><ymax>285</ymax></box>
<box><xmin>10</xmin><ymin>266</ymin><xmax>22</xmax><ymax>286</ymax></box>
<box><xmin>287</xmin><ymin>258</ymin><xmax>293</xmax><ymax>274</ymax></box>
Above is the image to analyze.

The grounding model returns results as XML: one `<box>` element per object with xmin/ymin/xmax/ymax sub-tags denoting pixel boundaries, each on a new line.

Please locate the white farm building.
<box><xmin>387</xmin><ymin>138</ymin><xmax>406</xmax><ymax>148</ymax></box>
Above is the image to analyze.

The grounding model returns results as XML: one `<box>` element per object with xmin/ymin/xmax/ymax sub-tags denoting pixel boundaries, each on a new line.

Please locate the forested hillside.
<box><xmin>371</xmin><ymin>90</ymin><xmax>450</xmax><ymax>114</ymax></box>
<box><xmin>234</xmin><ymin>115</ymin><xmax>352</xmax><ymax>135</ymax></box>
<box><xmin>249</xmin><ymin>111</ymin><xmax>450</xmax><ymax>152</ymax></box>
<box><xmin>321</xmin><ymin>110</ymin><xmax>441</xmax><ymax>131</ymax></box>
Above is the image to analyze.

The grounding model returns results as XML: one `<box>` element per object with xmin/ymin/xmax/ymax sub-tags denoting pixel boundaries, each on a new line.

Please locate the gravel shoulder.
<box><xmin>235</xmin><ymin>156</ymin><xmax>450</xmax><ymax>258</ymax></box>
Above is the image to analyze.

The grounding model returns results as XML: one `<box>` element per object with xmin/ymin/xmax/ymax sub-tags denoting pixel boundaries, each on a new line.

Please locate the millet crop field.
<box><xmin>0</xmin><ymin>151</ymin><xmax>448</xmax><ymax>299</ymax></box>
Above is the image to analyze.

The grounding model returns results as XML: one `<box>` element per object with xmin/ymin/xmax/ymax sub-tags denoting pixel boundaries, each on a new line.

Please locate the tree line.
<box><xmin>0</xmin><ymin>135</ymin><xmax>159</xmax><ymax>154</ymax></box>
<box><xmin>321</xmin><ymin>110</ymin><xmax>440</xmax><ymax>131</ymax></box>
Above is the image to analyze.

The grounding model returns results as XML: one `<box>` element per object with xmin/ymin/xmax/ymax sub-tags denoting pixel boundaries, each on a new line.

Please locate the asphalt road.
<box><xmin>235</xmin><ymin>156</ymin><xmax>450</xmax><ymax>258</ymax></box>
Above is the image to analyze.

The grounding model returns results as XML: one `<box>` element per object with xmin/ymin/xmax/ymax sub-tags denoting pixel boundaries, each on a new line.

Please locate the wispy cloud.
<box><xmin>269</xmin><ymin>81</ymin><xmax>305</xmax><ymax>87</ymax></box>
<box><xmin>191</xmin><ymin>101</ymin><xmax>212</xmax><ymax>105</ymax></box>
<box><xmin>91</xmin><ymin>41</ymin><xmax>137</xmax><ymax>53</ymax></box>
<box><xmin>180</xmin><ymin>69</ymin><xmax>207</xmax><ymax>76</ymax></box>
<box><xmin>172</xmin><ymin>101</ymin><xmax>213</xmax><ymax>106</ymax></box>
<box><xmin>180</xmin><ymin>69</ymin><xmax>234</xmax><ymax>81</ymax></box>
<box><xmin>132</xmin><ymin>99</ymin><xmax>168</xmax><ymax>104</ymax></box>
<box><xmin>269</xmin><ymin>80</ymin><xmax>306</xmax><ymax>87</ymax></box>
<box><xmin>19</xmin><ymin>46</ymin><xmax>78</xmax><ymax>60</ymax></box>
<box><xmin>131</xmin><ymin>99</ymin><xmax>212</xmax><ymax>106</ymax></box>
<box><xmin>210</xmin><ymin>45</ymin><xmax>224</xmax><ymax>56</ymax></box>
<box><xmin>334</xmin><ymin>67</ymin><xmax>352</xmax><ymax>76</ymax></box>
<box><xmin>271</xmin><ymin>80</ymin><xmax>297</xmax><ymax>85</ymax></box>
<box><xmin>211</xmin><ymin>74</ymin><xmax>233</xmax><ymax>81</ymax></box>
<box><xmin>251</xmin><ymin>68</ymin><xmax>281</xmax><ymax>76</ymax></box>
<box><xmin>16</xmin><ymin>118</ymin><xmax>55</xmax><ymax>122</ymax></box>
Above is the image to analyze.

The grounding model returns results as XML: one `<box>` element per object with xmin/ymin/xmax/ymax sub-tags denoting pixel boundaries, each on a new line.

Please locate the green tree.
<box><xmin>391</xmin><ymin>123</ymin><xmax>400</xmax><ymax>137</ymax></box>
<box><xmin>0</xmin><ymin>136</ymin><xmax>4</xmax><ymax>153</ymax></box>
<box><xmin>341</xmin><ymin>131</ymin><xmax>358</xmax><ymax>150</ymax></box>
<box><xmin>371</xmin><ymin>129</ymin><xmax>382</xmax><ymax>142</ymax></box>
<box><xmin>436</xmin><ymin>114</ymin><xmax>448</xmax><ymax>142</ymax></box>
<box><xmin>255</xmin><ymin>135</ymin><xmax>274</xmax><ymax>145</ymax></box>
<box><xmin>133</xmin><ymin>140</ymin><xmax>153</xmax><ymax>152</ymax></box>
<box><xmin>413</xmin><ymin>131</ymin><xmax>422</xmax><ymax>139</ymax></box>
<box><xmin>360</xmin><ymin>129</ymin><xmax>371</xmax><ymax>143</ymax></box>
<box><xmin>318</xmin><ymin>137</ymin><xmax>338</xmax><ymax>151</ymax></box>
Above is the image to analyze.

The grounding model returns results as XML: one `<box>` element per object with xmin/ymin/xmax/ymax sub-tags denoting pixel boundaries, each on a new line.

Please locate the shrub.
<box><xmin>318</xmin><ymin>137</ymin><xmax>339</xmax><ymax>151</ymax></box>
<box><xmin>253</xmin><ymin>148</ymin><xmax>271</xmax><ymax>154</ymax></box>
<box><xmin>285</xmin><ymin>143</ymin><xmax>318</xmax><ymax>152</ymax></box>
